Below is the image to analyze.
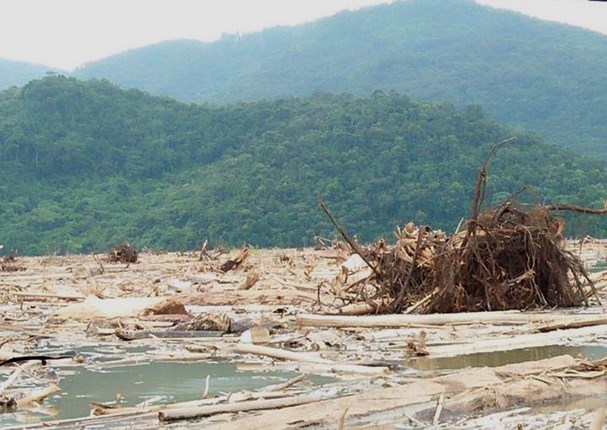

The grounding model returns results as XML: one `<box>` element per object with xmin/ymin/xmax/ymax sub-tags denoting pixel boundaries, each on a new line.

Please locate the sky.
<box><xmin>1</xmin><ymin>0</ymin><xmax>606</xmax><ymax>71</ymax></box>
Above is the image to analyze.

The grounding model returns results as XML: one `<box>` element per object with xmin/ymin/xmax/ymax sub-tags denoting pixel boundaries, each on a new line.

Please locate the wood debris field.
<box><xmin>0</xmin><ymin>238</ymin><xmax>605</xmax><ymax>429</ymax></box>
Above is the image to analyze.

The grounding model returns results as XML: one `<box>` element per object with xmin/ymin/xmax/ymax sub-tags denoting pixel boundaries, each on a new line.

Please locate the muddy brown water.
<box><xmin>408</xmin><ymin>345</ymin><xmax>607</xmax><ymax>371</ymax></box>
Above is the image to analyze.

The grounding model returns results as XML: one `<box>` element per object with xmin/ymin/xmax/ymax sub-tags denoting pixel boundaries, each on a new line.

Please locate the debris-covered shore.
<box><xmin>0</xmin><ymin>239</ymin><xmax>606</xmax><ymax>429</ymax></box>
<box><xmin>2</xmin><ymin>144</ymin><xmax>607</xmax><ymax>429</ymax></box>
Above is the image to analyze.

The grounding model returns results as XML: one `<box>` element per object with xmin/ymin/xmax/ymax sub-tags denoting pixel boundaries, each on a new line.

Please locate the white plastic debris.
<box><xmin>341</xmin><ymin>254</ymin><xmax>366</xmax><ymax>273</ymax></box>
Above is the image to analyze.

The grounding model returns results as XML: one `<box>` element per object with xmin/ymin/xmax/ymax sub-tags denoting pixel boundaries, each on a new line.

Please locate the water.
<box><xmin>589</xmin><ymin>260</ymin><xmax>607</xmax><ymax>272</ymax></box>
<box><xmin>1</xmin><ymin>344</ymin><xmax>606</xmax><ymax>426</ymax></box>
<box><xmin>0</xmin><ymin>361</ymin><xmax>301</xmax><ymax>426</ymax></box>
<box><xmin>407</xmin><ymin>344</ymin><xmax>607</xmax><ymax>371</ymax></box>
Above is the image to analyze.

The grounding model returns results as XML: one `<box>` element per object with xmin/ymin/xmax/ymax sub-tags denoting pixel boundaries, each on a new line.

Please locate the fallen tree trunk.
<box><xmin>93</xmin><ymin>390</ymin><xmax>302</xmax><ymax>416</ymax></box>
<box><xmin>234</xmin><ymin>344</ymin><xmax>389</xmax><ymax>375</ymax></box>
<box><xmin>535</xmin><ymin>315</ymin><xmax>607</xmax><ymax>333</ymax></box>
<box><xmin>158</xmin><ymin>393</ymin><xmax>327</xmax><ymax>422</ymax></box>
<box><xmin>425</xmin><ymin>324</ymin><xmax>607</xmax><ymax>358</ymax></box>
<box><xmin>235</xmin><ymin>344</ymin><xmax>330</xmax><ymax>364</ymax></box>
<box><xmin>297</xmin><ymin>311</ymin><xmax>567</xmax><ymax>328</ymax></box>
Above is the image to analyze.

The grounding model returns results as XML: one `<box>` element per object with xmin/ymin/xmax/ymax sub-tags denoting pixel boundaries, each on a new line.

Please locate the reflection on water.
<box><xmin>408</xmin><ymin>345</ymin><xmax>607</xmax><ymax>371</ymax></box>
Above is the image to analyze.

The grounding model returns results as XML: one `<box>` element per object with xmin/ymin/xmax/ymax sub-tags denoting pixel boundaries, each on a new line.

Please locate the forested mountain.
<box><xmin>0</xmin><ymin>76</ymin><xmax>606</xmax><ymax>255</ymax></box>
<box><xmin>0</xmin><ymin>59</ymin><xmax>54</xmax><ymax>89</ymax></box>
<box><xmin>72</xmin><ymin>0</ymin><xmax>607</xmax><ymax>155</ymax></box>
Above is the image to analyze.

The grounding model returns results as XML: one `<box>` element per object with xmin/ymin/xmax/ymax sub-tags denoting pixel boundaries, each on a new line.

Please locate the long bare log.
<box><xmin>235</xmin><ymin>343</ymin><xmax>330</xmax><ymax>364</ymax></box>
<box><xmin>535</xmin><ymin>316</ymin><xmax>607</xmax><ymax>333</ymax></box>
<box><xmin>6</xmin><ymin>291</ymin><xmax>85</xmax><ymax>301</ymax></box>
<box><xmin>235</xmin><ymin>344</ymin><xmax>389</xmax><ymax>375</ymax></box>
<box><xmin>426</xmin><ymin>373</ymin><xmax>607</xmax><ymax>421</ymax></box>
<box><xmin>158</xmin><ymin>393</ymin><xmax>327</xmax><ymax>422</ymax></box>
<box><xmin>93</xmin><ymin>390</ymin><xmax>302</xmax><ymax>416</ymax></box>
<box><xmin>426</xmin><ymin>324</ymin><xmax>607</xmax><ymax>358</ymax></box>
<box><xmin>297</xmin><ymin>310</ymin><xmax>567</xmax><ymax>328</ymax></box>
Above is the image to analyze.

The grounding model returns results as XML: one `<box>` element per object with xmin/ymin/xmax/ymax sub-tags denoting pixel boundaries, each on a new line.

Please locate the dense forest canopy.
<box><xmin>0</xmin><ymin>76</ymin><xmax>606</xmax><ymax>255</ymax></box>
<box><xmin>72</xmin><ymin>0</ymin><xmax>607</xmax><ymax>155</ymax></box>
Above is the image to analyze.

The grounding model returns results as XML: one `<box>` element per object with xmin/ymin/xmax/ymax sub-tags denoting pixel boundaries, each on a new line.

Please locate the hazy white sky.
<box><xmin>1</xmin><ymin>0</ymin><xmax>606</xmax><ymax>71</ymax></box>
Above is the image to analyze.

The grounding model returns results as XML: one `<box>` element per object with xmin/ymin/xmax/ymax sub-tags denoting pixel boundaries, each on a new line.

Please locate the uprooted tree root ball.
<box><xmin>357</xmin><ymin>204</ymin><xmax>599</xmax><ymax>314</ymax></box>
<box><xmin>428</xmin><ymin>204</ymin><xmax>592</xmax><ymax>313</ymax></box>
<box><xmin>1</xmin><ymin>254</ymin><xmax>27</xmax><ymax>272</ymax></box>
<box><xmin>107</xmin><ymin>243</ymin><xmax>139</xmax><ymax>264</ymax></box>
<box><xmin>322</xmin><ymin>139</ymin><xmax>605</xmax><ymax>314</ymax></box>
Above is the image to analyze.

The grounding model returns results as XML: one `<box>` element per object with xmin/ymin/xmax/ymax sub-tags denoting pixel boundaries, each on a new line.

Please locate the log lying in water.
<box><xmin>234</xmin><ymin>343</ymin><xmax>389</xmax><ymax>375</ymax></box>
<box><xmin>158</xmin><ymin>393</ymin><xmax>327</xmax><ymax>422</ymax></box>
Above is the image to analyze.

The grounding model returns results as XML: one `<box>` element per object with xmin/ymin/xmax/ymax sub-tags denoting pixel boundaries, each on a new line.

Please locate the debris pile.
<box><xmin>428</xmin><ymin>203</ymin><xmax>592</xmax><ymax>312</ymax></box>
<box><xmin>361</xmin><ymin>223</ymin><xmax>445</xmax><ymax>312</ymax></box>
<box><xmin>0</xmin><ymin>254</ymin><xmax>26</xmax><ymax>272</ymax></box>
<box><xmin>326</xmin><ymin>140</ymin><xmax>604</xmax><ymax>314</ymax></box>
<box><xmin>107</xmin><ymin>243</ymin><xmax>139</xmax><ymax>264</ymax></box>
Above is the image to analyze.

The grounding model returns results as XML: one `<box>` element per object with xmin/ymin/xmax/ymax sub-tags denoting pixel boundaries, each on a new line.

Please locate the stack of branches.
<box><xmin>428</xmin><ymin>203</ymin><xmax>595</xmax><ymax>313</ymax></box>
<box><xmin>322</xmin><ymin>138</ymin><xmax>604</xmax><ymax>314</ymax></box>
<box><xmin>360</xmin><ymin>223</ymin><xmax>446</xmax><ymax>313</ymax></box>
<box><xmin>0</xmin><ymin>254</ymin><xmax>26</xmax><ymax>272</ymax></box>
<box><xmin>107</xmin><ymin>243</ymin><xmax>139</xmax><ymax>264</ymax></box>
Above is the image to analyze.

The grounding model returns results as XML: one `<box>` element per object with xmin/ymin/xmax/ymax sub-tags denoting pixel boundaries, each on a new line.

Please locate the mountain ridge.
<box><xmin>1</xmin><ymin>1</ymin><xmax>607</xmax><ymax>154</ymax></box>
<box><xmin>71</xmin><ymin>0</ymin><xmax>607</xmax><ymax>154</ymax></box>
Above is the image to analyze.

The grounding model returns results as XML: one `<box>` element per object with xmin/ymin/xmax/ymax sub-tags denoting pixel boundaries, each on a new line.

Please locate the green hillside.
<box><xmin>73</xmin><ymin>0</ymin><xmax>607</xmax><ymax>155</ymax></box>
<box><xmin>0</xmin><ymin>76</ymin><xmax>606</xmax><ymax>255</ymax></box>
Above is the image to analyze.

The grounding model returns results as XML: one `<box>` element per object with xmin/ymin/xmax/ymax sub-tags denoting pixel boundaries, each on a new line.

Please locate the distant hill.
<box><xmin>0</xmin><ymin>76</ymin><xmax>606</xmax><ymax>255</ymax></box>
<box><xmin>73</xmin><ymin>0</ymin><xmax>607</xmax><ymax>155</ymax></box>
<box><xmin>0</xmin><ymin>59</ymin><xmax>55</xmax><ymax>89</ymax></box>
